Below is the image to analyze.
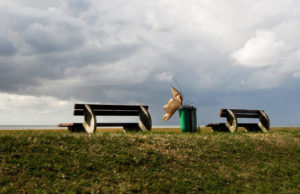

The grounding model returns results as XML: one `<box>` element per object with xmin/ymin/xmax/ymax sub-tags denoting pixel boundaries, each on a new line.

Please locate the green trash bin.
<box><xmin>178</xmin><ymin>106</ymin><xmax>197</xmax><ymax>132</ymax></box>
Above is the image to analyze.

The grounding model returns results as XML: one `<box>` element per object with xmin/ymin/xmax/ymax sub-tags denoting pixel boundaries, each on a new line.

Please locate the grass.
<box><xmin>0</xmin><ymin>127</ymin><xmax>300</xmax><ymax>193</ymax></box>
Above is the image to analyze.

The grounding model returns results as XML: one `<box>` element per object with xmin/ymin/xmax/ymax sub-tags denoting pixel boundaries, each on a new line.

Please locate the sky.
<box><xmin>0</xmin><ymin>0</ymin><xmax>300</xmax><ymax>126</ymax></box>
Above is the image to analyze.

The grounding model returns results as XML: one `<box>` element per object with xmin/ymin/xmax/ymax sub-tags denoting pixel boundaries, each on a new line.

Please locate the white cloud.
<box><xmin>231</xmin><ymin>30</ymin><xmax>288</xmax><ymax>68</ymax></box>
<box><xmin>0</xmin><ymin>93</ymin><xmax>76</xmax><ymax>124</ymax></box>
<box><xmin>155</xmin><ymin>71</ymin><xmax>173</xmax><ymax>82</ymax></box>
<box><xmin>293</xmin><ymin>72</ymin><xmax>300</xmax><ymax>78</ymax></box>
<box><xmin>0</xmin><ymin>92</ymin><xmax>139</xmax><ymax>125</ymax></box>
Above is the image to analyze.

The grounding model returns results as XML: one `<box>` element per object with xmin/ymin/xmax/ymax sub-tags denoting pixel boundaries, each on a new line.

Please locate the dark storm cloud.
<box><xmin>0</xmin><ymin>5</ymin><xmax>48</xmax><ymax>31</ymax></box>
<box><xmin>1</xmin><ymin>0</ymin><xmax>300</xmax><ymax>125</ymax></box>
<box><xmin>0</xmin><ymin>35</ymin><xmax>17</xmax><ymax>56</ymax></box>
<box><xmin>0</xmin><ymin>43</ymin><xmax>140</xmax><ymax>96</ymax></box>
<box><xmin>23</xmin><ymin>23</ymin><xmax>85</xmax><ymax>54</ymax></box>
<box><xmin>63</xmin><ymin>0</ymin><xmax>92</xmax><ymax>16</ymax></box>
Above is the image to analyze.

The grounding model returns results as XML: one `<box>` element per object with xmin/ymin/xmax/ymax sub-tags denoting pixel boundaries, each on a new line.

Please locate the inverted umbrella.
<box><xmin>162</xmin><ymin>87</ymin><xmax>183</xmax><ymax>121</ymax></box>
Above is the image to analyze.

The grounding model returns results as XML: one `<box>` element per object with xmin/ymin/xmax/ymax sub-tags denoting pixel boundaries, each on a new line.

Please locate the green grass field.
<box><xmin>0</xmin><ymin>127</ymin><xmax>300</xmax><ymax>193</ymax></box>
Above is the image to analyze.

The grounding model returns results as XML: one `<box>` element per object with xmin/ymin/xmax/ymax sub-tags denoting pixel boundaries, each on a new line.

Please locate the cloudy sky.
<box><xmin>1</xmin><ymin>0</ymin><xmax>300</xmax><ymax>126</ymax></box>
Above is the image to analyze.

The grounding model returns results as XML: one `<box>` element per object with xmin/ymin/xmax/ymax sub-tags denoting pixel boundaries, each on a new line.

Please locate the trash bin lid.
<box><xmin>179</xmin><ymin>105</ymin><xmax>196</xmax><ymax>110</ymax></box>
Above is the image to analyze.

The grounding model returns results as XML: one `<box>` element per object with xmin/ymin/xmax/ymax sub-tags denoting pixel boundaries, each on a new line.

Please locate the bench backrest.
<box><xmin>73</xmin><ymin>104</ymin><xmax>148</xmax><ymax>116</ymax></box>
<box><xmin>219</xmin><ymin>109</ymin><xmax>262</xmax><ymax>118</ymax></box>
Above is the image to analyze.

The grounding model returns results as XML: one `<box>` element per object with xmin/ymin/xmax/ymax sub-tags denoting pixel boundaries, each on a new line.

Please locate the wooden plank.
<box><xmin>220</xmin><ymin>112</ymin><xmax>260</xmax><ymax>118</ymax></box>
<box><xmin>238</xmin><ymin>123</ymin><xmax>258</xmax><ymax>127</ymax></box>
<box><xmin>74</xmin><ymin>110</ymin><xmax>140</xmax><ymax>116</ymax></box>
<box><xmin>57</xmin><ymin>123</ymin><xmax>74</xmax><ymax>127</ymax></box>
<box><xmin>96</xmin><ymin>123</ymin><xmax>138</xmax><ymax>127</ymax></box>
<box><xmin>220</xmin><ymin>108</ymin><xmax>260</xmax><ymax>115</ymax></box>
<box><xmin>59</xmin><ymin>122</ymin><xmax>139</xmax><ymax>127</ymax></box>
<box><xmin>74</xmin><ymin>104</ymin><xmax>148</xmax><ymax>111</ymax></box>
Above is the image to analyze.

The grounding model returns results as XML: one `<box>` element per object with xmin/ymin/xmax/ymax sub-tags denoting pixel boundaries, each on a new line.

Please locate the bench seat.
<box><xmin>58</xmin><ymin>122</ymin><xmax>140</xmax><ymax>132</ymax></box>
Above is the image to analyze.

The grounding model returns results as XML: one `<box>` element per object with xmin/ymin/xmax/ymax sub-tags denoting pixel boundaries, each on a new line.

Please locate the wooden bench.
<box><xmin>58</xmin><ymin>104</ymin><xmax>152</xmax><ymax>133</ymax></box>
<box><xmin>206</xmin><ymin>108</ymin><xmax>270</xmax><ymax>132</ymax></box>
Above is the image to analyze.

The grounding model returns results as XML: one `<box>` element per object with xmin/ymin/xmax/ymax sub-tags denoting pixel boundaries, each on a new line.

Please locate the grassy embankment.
<box><xmin>0</xmin><ymin>127</ymin><xmax>300</xmax><ymax>193</ymax></box>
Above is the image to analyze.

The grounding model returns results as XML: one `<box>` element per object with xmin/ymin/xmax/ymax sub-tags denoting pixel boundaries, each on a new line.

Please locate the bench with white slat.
<box><xmin>207</xmin><ymin>108</ymin><xmax>270</xmax><ymax>132</ymax></box>
<box><xmin>58</xmin><ymin>104</ymin><xmax>152</xmax><ymax>133</ymax></box>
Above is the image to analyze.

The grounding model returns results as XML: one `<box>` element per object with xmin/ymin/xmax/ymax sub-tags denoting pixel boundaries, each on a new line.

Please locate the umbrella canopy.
<box><xmin>162</xmin><ymin>87</ymin><xmax>183</xmax><ymax>121</ymax></box>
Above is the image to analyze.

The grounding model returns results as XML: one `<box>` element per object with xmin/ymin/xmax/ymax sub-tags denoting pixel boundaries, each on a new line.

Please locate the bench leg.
<box><xmin>240</xmin><ymin>123</ymin><xmax>262</xmax><ymax>132</ymax></box>
<box><xmin>138</xmin><ymin>106</ymin><xmax>152</xmax><ymax>131</ymax></box>
<box><xmin>258</xmin><ymin>110</ymin><xmax>270</xmax><ymax>132</ymax></box>
<box><xmin>123</xmin><ymin>124</ymin><xmax>141</xmax><ymax>133</ymax></box>
<box><xmin>83</xmin><ymin>104</ymin><xmax>97</xmax><ymax>133</ymax></box>
<box><xmin>225</xmin><ymin>109</ymin><xmax>237</xmax><ymax>133</ymax></box>
<box><xmin>206</xmin><ymin>123</ymin><xmax>230</xmax><ymax>132</ymax></box>
<box><xmin>68</xmin><ymin>124</ymin><xmax>86</xmax><ymax>132</ymax></box>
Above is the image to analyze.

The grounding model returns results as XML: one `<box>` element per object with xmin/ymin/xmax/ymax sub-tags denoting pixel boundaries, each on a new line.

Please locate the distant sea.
<box><xmin>0</xmin><ymin>125</ymin><xmax>180</xmax><ymax>130</ymax></box>
<box><xmin>0</xmin><ymin>125</ymin><xmax>61</xmax><ymax>130</ymax></box>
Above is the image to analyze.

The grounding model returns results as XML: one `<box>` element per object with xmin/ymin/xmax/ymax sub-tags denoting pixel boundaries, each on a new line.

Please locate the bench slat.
<box><xmin>74</xmin><ymin>104</ymin><xmax>148</xmax><ymax>111</ymax></box>
<box><xmin>220</xmin><ymin>109</ymin><xmax>260</xmax><ymax>114</ymax></box>
<box><xmin>58</xmin><ymin>122</ymin><xmax>139</xmax><ymax>127</ymax></box>
<box><xmin>238</xmin><ymin>123</ymin><xmax>258</xmax><ymax>127</ymax></box>
<box><xmin>220</xmin><ymin>112</ymin><xmax>260</xmax><ymax>118</ymax></box>
<box><xmin>57</xmin><ymin>123</ymin><xmax>76</xmax><ymax>127</ymax></box>
<box><xmin>74</xmin><ymin>110</ymin><xmax>140</xmax><ymax>116</ymax></box>
<box><xmin>97</xmin><ymin>123</ymin><xmax>138</xmax><ymax>127</ymax></box>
